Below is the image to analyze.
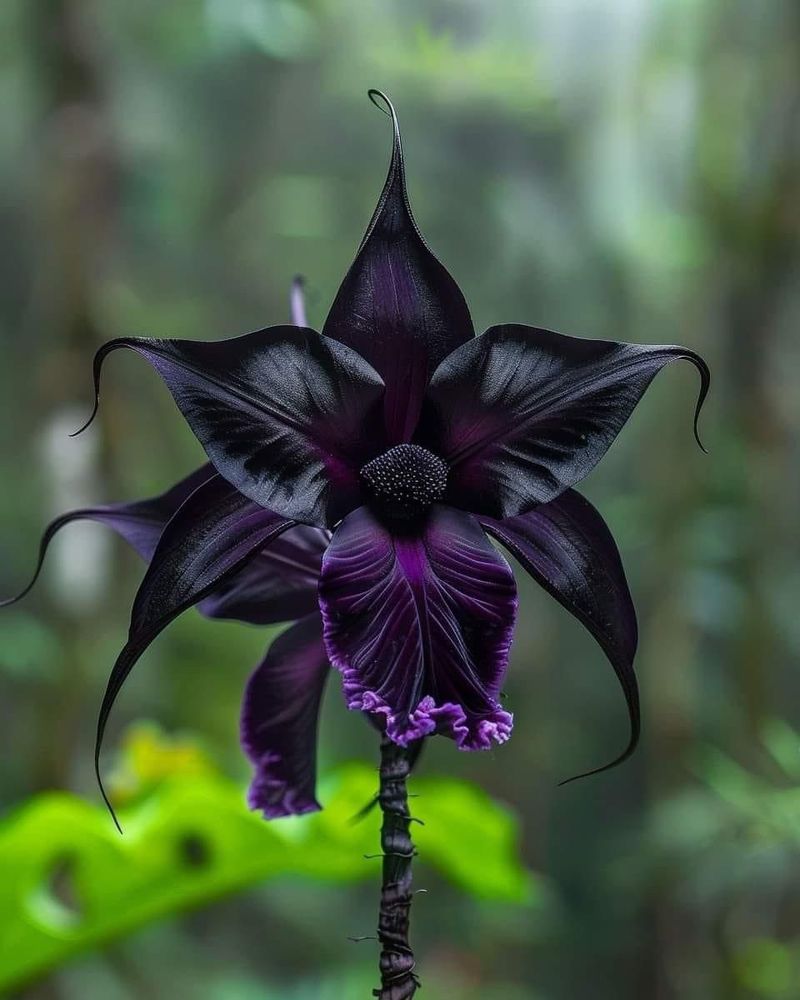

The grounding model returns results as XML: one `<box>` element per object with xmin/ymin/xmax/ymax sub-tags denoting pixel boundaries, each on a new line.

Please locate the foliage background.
<box><xmin>1</xmin><ymin>0</ymin><xmax>798</xmax><ymax>996</ymax></box>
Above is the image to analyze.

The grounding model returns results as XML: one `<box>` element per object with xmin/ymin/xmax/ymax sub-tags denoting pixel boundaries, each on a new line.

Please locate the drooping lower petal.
<box><xmin>241</xmin><ymin>614</ymin><xmax>329</xmax><ymax>818</ymax></box>
<box><xmin>480</xmin><ymin>489</ymin><xmax>639</xmax><ymax>779</ymax></box>
<box><xmin>95</xmin><ymin>474</ymin><xmax>295</xmax><ymax>827</ymax></box>
<box><xmin>421</xmin><ymin>324</ymin><xmax>709</xmax><ymax>518</ymax></box>
<box><xmin>198</xmin><ymin>525</ymin><xmax>329</xmax><ymax>626</ymax></box>
<box><xmin>0</xmin><ymin>465</ymin><xmax>215</xmax><ymax>606</ymax></box>
<box><xmin>322</xmin><ymin>91</ymin><xmax>474</xmax><ymax>443</ymax></box>
<box><xmin>319</xmin><ymin>505</ymin><xmax>517</xmax><ymax>750</ymax></box>
<box><xmin>75</xmin><ymin>326</ymin><xmax>385</xmax><ymax>527</ymax></box>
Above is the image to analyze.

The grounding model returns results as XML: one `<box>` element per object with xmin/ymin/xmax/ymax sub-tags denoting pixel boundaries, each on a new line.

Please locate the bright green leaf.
<box><xmin>0</xmin><ymin>757</ymin><xmax>536</xmax><ymax>992</ymax></box>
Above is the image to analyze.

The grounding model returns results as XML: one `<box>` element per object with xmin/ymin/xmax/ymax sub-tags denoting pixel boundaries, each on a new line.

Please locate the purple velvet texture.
<box><xmin>319</xmin><ymin>505</ymin><xmax>517</xmax><ymax>749</ymax></box>
<box><xmin>240</xmin><ymin>614</ymin><xmax>329</xmax><ymax>818</ymax></box>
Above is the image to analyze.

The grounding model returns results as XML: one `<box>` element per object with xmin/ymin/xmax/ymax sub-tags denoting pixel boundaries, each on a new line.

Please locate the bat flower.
<box><xmin>3</xmin><ymin>91</ymin><xmax>709</xmax><ymax>824</ymax></box>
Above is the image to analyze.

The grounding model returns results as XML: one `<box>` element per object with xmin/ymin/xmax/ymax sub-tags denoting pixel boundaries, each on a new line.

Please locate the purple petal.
<box><xmin>323</xmin><ymin>91</ymin><xmax>474</xmax><ymax>444</ymax></box>
<box><xmin>75</xmin><ymin>326</ymin><xmax>385</xmax><ymax>527</ymax></box>
<box><xmin>241</xmin><ymin>614</ymin><xmax>329</xmax><ymax>819</ymax></box>
<box><xmin>319</xmin><ymin>505</ymin><xmax>517</xmax><ymax>750</ymax></box>
<box><xmin>198</xmin><ymin>524</ymin><xmax>328</xmax><ymax>626</ymax></box>
<box><xmin>480</xmin><ymin>489</ymin><xmax>639</xmax><ymax>779</ymax></box>
<box><xmin>421</xmin><ymin>324</ymin><xmax>709</xmax><ymax>518</ymax></box>
<box><xmin>94</xmin><ymin>474</ymin><xmax>295</xmax><ymax>827</ymax></box>
<box><xmin>1</xmin><ymin>465</ymin><xmax>215</xmax><ymax>607</ymax></box>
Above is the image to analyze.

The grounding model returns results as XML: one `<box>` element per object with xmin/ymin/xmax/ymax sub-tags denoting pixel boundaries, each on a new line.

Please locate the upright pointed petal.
<box><xmin>75</xmin><ymin>326</ymin><xmax>385</xmax><ymax>526</ymax></box>
<box><xmin>421</xmin><ymin>324</ymin><xmax>709</xmax><ymax>518</ymax></box>
<box><xmin>0</xmin><ymin>465</ymin><xmax>215</xmax><ymax>606</ymax></box>
<box><xmin>198</xmin><ymin>525</ymin><xmax>328</xmax><ymax>626</ymax></box>
<box><xmin>323</xmin><ymin>91</ymin><xmax>474</xmax><ymax>443</ymax></box>
<box><xmin>319</xmin><ymin>505</ymin><xmax>517</xmax><ymax>750</ymax></box>
<box><xmin>94</xmin><ymin>474</ymin><xmax>295</xmax><ymax>828</ymax></box>
<box><xmin>241</xmin><ymin>614</ymin><xmax>329</xmax><ymax>819</ymax></box>
<box><xmin>480</xmin><ymin>489</ymin><xmax>639</xmax><ymax>780</ymax></box>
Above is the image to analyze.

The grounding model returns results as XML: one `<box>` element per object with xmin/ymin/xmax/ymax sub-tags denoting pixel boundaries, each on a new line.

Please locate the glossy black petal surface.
<box><xmin>77</xmin><ymin>327</ymin><xmax>385</xmax><ymax>527</ymax></box>
<box><xmin>198</xmin><ymin>524</ymin><xmax>328</xmax><ymax>626</ymax></box>
<box><xmin>323</xmin><ymin>91</ymin><xmax>474</xmax><ymax>443</ymax></box>
<box><xmin>94</xmin><ymin>474</ymin><xmax>295</xmax><ymax>827</ymax></box>
<box><xmin>480</xmin><ymin>489</ymin><xmax>639</xmax><ymax>780</ymax></box>
<box><xmin>422</xmin><ymin>324</ymin><xmax>709</xmax><ymax>518</ymax></box>
<box><xmin>0</xmin><ymin>465</ymin><xmax>215</xmax><ymax>607</ymax></box>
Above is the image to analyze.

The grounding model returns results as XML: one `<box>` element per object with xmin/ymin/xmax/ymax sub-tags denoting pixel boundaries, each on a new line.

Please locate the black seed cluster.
<box><xmin>360</xmin><ymin>444</ymin><xmax>448</xmax><ymax>521</ymax></box>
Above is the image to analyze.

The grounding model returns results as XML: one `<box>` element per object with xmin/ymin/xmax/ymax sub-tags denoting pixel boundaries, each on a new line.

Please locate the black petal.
<box><xmin>75</xmin><ymin>327</ymin><xmax>385</xmax><ymax>527</ymax></box>
<box><xmin>198</xmin><ymin>524</ymin><xmax>328</xmax><ymax>626</ymax></box>
<box><xmin>480</xmin><ymin>489</ymin><xmax>639</xmax><ymax>781</ymax></box>
<box><xmin>94</xmin><ymin>474</ymin><xmax>295</xmax><ymax>829</ymax></box>
<box><xmin>323</xmin><ymin>91</ymin><xmax>474</xmax><ymax>443</ymax></box>
<box><xmin>0</xmin><ymin>465</ymin><xmax>214</xmax><ymax>606</ymax></box>
<box><xmin>422</xmin><ymin>324</ymin><xmax>709</xmax><ymax>518</ymax></box>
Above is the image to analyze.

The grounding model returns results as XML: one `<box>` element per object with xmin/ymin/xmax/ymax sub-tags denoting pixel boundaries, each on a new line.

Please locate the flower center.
<box><xmin>360</xmin><ymin>444</ymin><xmax>448</xmax><ymax>521</ymax></box>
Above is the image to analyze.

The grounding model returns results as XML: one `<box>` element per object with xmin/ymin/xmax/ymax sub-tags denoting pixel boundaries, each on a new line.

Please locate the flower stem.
<box><xmin>373</xmin><ymin>735</ymin><xmax>418</xmax><ymax>999</ymax></box>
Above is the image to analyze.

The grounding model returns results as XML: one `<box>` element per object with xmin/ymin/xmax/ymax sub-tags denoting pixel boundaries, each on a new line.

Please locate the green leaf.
<box><xmin>0</xmin><ymin>757</ymin><xmax>535</xmax><ymax>991</ymax></box>
<box><xmin>761</xmin><ymin>719</ymin><xmax>800</xmax><ymax>782</ymax></box>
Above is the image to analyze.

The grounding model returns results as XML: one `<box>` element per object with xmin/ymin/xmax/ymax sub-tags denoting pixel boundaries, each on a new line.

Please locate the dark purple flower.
<box><xmin>3</xmin><ymin>91</ymin><xmax>708</xmax><ymax>821</ymax></box>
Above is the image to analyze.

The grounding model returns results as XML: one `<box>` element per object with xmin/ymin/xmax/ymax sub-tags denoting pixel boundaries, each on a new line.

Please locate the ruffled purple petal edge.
<box><xmin>344</xmin><ymin>686</ymin><xmax>513</xmax><ymax>751</ymax></box>
<box><xmin>245</xmin><ymin>752</ymin><xmax>321</xmax><ymax>820</ymax></box>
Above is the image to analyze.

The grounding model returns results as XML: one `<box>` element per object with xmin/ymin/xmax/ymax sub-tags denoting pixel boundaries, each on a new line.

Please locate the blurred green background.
<box><xmin>1</xmin><ymin>0</ymin><xmax>798</xmax><ymax>997</ymax></box>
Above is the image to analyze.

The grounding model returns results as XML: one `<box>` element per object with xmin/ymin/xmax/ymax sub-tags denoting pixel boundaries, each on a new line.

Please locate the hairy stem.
<box><xmin>373</xmin><ymin>736</ymin><xmax>418</xmax><ymax>999</ymax></box>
